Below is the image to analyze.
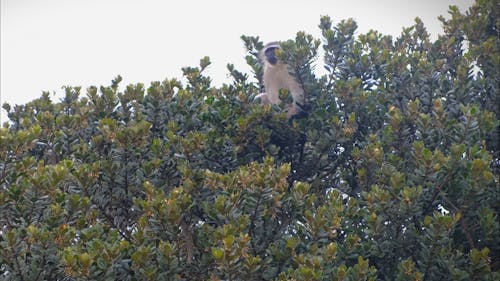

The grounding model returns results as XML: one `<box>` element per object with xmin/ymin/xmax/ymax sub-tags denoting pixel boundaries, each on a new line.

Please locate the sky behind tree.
<box><xmin>0</xmin><ymin>0</ymin><xmax>473</xmax><ymax>123</ymax></box>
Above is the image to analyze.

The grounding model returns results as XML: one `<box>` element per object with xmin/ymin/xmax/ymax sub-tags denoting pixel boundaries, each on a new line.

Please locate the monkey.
<box><xmin>255</xmin><ymin>42</ymin><xmax>305</xmax><ymax>118</ymax></box>
<box><xmin>254</xmin><ymin>42</ymin><xmax>308</xmax><ymax>178</ymax></box>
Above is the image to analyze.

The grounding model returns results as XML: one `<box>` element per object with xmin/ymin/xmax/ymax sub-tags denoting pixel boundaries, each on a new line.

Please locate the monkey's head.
<box><xmin>260</xmin><ymin>42</ymin><xmax>281</xmax><ymax>66</ymax></box>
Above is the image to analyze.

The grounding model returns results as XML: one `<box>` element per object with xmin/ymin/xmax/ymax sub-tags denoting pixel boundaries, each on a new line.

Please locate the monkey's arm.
<box><xmin>254</xmin><ymin>92</ymin><xmax>270</xmax><ymax>104</ymax></box>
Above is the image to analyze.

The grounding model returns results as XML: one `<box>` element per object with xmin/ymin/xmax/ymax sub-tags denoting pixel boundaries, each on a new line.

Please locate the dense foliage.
<box><xmin>1</xmin><ymin>1</ymin><xmax>498</xmax><ymax>280</ymax></box>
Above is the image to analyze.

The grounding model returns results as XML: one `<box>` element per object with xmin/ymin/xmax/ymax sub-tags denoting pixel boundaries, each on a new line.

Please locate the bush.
<box><xmin>1</xmin><ymin>1</ymin><xmax>498</xmax><ymax>280</ymax></box>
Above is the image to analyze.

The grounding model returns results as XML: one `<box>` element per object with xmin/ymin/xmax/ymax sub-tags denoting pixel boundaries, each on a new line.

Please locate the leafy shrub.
<box><xmin>1</xmin><ymin>1</ymin><xmax>498</xmax><ymax>280</ymax></box>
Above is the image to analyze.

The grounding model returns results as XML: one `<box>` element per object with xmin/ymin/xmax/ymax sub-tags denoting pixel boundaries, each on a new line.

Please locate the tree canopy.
<box><xmin>1</xmin><ymin>1</ymin><xmax>499</xmax><ymax>280</ymax></box>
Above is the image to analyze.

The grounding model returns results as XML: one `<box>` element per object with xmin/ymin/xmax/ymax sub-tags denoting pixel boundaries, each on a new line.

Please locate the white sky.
<box><xmin>1</xmin><ymin>0</ymin><xmax>474</xmax><ymax>123</ymax></box>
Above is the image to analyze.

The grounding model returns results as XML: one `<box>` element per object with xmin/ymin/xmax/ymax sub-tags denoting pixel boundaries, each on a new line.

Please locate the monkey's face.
<box><xmin>264</xmin><ymin>46</ymin><xmax>279</xmax><ymax>65</ymax></box>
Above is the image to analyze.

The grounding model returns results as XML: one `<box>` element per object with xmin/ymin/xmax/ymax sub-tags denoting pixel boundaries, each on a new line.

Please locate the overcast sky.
<box><xmin>1</xmin><ymin>0</ymin><xmax>474</xmax><ymax>123</ymax></box>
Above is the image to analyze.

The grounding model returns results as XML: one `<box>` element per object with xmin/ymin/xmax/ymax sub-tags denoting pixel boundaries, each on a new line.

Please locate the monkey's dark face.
<box><xmin>264</xmin><ymin>47</ymin><xmax>279</xmax><ymax>65</ymax></box>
